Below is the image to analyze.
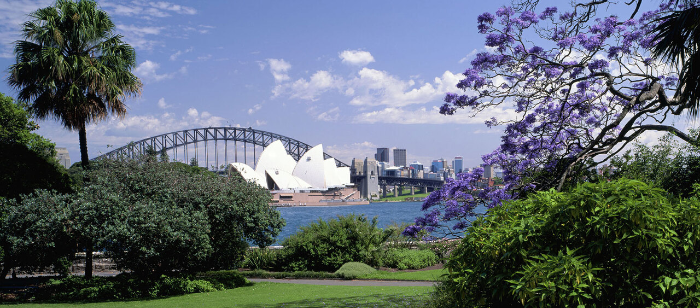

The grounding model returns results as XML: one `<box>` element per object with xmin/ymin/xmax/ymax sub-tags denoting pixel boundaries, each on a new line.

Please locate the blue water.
<box><xmin>272</xmin><ymin>201</ymin><xmax>485</xmax><ymax>245</ymax></box>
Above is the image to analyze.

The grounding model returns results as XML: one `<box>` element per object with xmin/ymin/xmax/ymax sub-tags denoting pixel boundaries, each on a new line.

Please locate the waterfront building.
<box><xmin>228</xmin><ymin>140</ymin><xmax>364</xmax><ymax>206</ymax></box>
<box><xmin>453</xmin><ymin>156</ymin><xmax>463</xmax><ymax>173</ymax></box>
<box><xmin>375</xmin><ymin>148</ymin><xmax>389</xmax><ymax>163</ymax></box>
<box><xmin>431</xmin><ymin>159</ymin><xmax>446</xmax><ymax>173</ymax></box>
<box><xmin>481</xmin><ymin>164</ymin><xmax>495</xmax><ymax>179</ymax></box>
<box><xmin>409</xmin><ymin>161</ymin><xmax>424</xmax><ymax>178</ymax></box>
<box><xmin>56</xmin><ymin>147</ymin><xmax>70</xmax><ymax>168</ymax></box>
<box><xmin>393</xmin><ymin>148</ymin><xmax>407</xmax><ymax>167</ymax></box>
<box><xmin>351</xmin><ymin>158</ymin><xmax>364</xmax><ymax>176</ymax></box>
<box><xmin>377</xmin><ymin>161</ymin><xmax>389</xmax><ymax>176</ymax></box>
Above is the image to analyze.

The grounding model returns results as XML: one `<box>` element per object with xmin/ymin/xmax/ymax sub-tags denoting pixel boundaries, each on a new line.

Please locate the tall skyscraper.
<box><xmin>481</xmin><ymin>164</ymin><xmax>495</xmax><ymax>179</ymax></box>
<box><xmin>56</xmin><ymin>147</ymin><xmax>71</xmax><ymax>168</ymax></box>
<box><xmin>375</xmin><ymin>148</ymin><xmax>389</xmax><ymax>163</ymax></box>
<box><xmin>431</xmin><ymin>159</ymin><xmax>446</xmax><ymax>173</ymax></box>
<box><xmin>453</xmin><ymin>156</ymin><xmax>463</xmax><ymax>173</ymax></box>
<box><xmin>393</xmin><ymin>148</ymin><xmax>407</xmax><ymax>167</ymax></box>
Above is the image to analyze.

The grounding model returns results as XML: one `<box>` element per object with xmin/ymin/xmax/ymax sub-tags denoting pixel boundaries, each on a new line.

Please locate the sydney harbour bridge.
<box><xmin>93</xmin><ymin>127</ymin><xmax>444</xmax><ymax>194</ymax></box>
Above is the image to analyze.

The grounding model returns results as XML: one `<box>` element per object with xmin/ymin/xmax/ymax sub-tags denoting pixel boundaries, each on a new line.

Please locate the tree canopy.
<box><xmin>406</xmin><ymin>0</ymin><xmax>700</xmax><ymax>237</ymax></box>
<box><xmin>7</xmin><ymin>0</ymin><xmax>142</xmax><ymax>168</ymax></box>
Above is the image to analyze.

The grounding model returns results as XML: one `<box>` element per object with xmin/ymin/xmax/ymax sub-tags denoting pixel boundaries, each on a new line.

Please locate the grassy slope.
<box><xmin>359</xmin><ymin>269</ymin><xmax>445</xmax><ymax>281</ymax></box>
<box><xmin>375</xmin><ymin>192</ymin><xmax>430</xmax><ymax>202</ymax></box>
<box><xmin>7</xmin><ymin>282</ymin><xmax>431</xmax><ymax>307</ymax></box>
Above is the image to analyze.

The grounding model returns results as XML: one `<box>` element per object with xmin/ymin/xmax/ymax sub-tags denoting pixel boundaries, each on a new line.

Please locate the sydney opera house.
<box><xmin>228</xmin><ymin>140</ymin><xmax>367</xmax><ymax>206</ymax></box>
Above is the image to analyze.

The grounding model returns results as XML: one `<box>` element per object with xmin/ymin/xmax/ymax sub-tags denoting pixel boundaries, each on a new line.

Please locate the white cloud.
<box><xmin>115</xmin><ymin>24</ymin><xmax>165</xmax><ymax>50</ymax></box>
<box><xmin>256</xmin><ymin>61</ymin><xmax>266</xmax><ymax>71</ymax></box>
<box><xmin>157</xmin><ymin>98</ymin><xmax>171</xmax><ymax>109</ymax></box>
<box><xmin>339</xmin><ymin>50</ymin><xmax>375</xmax><ymax>66</ymax></box>
<box><xmin>274</xmin><ymin>70</ymin><xmax>343</xmax><ymax>100</ymax></box>
<box><xmin>134</xmin><ymin>60</ymin><xmax>181</xmax><ymax>82</ymax></box>
<box><xmin>187</xmin><ymin>108</ymin><xmax>199</xmax><ymax>117</ymax></box>
<box><xmin>169</xmin><ymin>47</ymin><xmax>193</xmax><ymax>61</ymax></box>
<box><xmin>0</xmin><ymin>0</ymin><xmax>55</xmax><ymax>58</ymax></box>
<box><xmin>317</xmin><ymin>107</ymin><xmax>340</xmax><ymax>122</ymax></box>
<box><xmin>267</xmin><ymin>58</ymin><xmax>291</xmax><ymax>82</ymax></box>
<box><xmin>325</xmin><ymin>141</ymin><xmax>377</xmax><ymax>165</ymax></box>
<box><xmin>254</xmin><ymin>120</ymin><xmax>267</xmax><ymax>126</ymax></box>
<box><xmin>459</xmin><ymin>49</ymin><xmax>479</xmax><ymax>64</ymax></box>
<box><xmin>248</xmin><ymin>104</ymin><xmax>262</xmax><ymax>115</ymax></box>
<box><xmin>102</xmin><ymin>1</ymin><xmax>196</xmax><ymax>18</ymax></box>
<box><xmin>353</xmin><ymin>105</ymin><xmax>518</xmax><ymax>124</ymax></box>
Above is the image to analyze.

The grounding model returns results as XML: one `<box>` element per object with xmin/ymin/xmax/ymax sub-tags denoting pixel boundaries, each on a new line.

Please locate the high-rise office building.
<box><xmin>481</xmin><ymin>164</ymin><xmax>495</xmax><ymax>179</ymax></box>
<box><xmin>410</xmin><ymin>161</ymin><xmax>424</xmax><ymax>178</ymax></box>
<box><xmin>375</xmin><ymin>148</ymin><xmax>389</xmax><ymax>163</ymax></box>
<box><xmin>393</xmin><ymin>148</ymin><xmax>407</xmax><ymax>167</ymax></box>
<box><xmin>431</xmin><ymin>159</ymin><xmax>446</xmax><ymax>173</ymax></box>
<box><xmin>453</xmin><ymin>156</ymin><xmax>463</xmax><ymax>173</ymax></box>
<box><xmin>56</xmin><ymin>147</ymin><xmax>71</xmax><ymax>168</ymax></box>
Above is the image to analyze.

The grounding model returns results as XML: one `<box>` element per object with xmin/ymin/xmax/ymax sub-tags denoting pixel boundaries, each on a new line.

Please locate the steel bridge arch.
<box><xmin>93</xmin><ymin>127</ymin><xmax>349</xmax><ymax>167</ymax></box>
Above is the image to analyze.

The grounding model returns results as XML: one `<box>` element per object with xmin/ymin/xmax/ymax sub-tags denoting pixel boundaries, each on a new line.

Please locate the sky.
<box><xmin>0</xmin><ymin>0</ymin><xmax>691</xmax><ymax>170</ymax></box>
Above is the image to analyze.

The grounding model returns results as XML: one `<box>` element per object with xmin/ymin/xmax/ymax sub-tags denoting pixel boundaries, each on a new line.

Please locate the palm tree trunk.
<box><xmin>79</xmin><ymin>122</ymin><xmax>90</xmax><ymax>169</ymax></box>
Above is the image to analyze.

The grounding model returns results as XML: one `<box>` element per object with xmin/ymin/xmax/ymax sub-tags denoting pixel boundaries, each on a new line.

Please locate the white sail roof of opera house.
<box><xmin>229</xmin><ymin>141</ymin><xmax>351</xmax><ymax>191</ymax></box>
<box><xmin>228</xmin><ymin>162</ymin><xmax>266</xmax><ymax>187</ymax></box>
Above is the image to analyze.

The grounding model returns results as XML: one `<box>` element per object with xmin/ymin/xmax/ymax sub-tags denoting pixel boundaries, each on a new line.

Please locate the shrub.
<box><xmin>242</xmin><ymin>248</ymin><xmax>281</xmax><ymax>270</ymax></box>
<box><xmin>382</xmin><ymin>249</ymin><xmax>438</xmax><ymax>270</ymax></box>
<box><xmin>239</xmin><ymin>269</ymin><xmax>339</xmax><ymax>279</ymax></box>
<box><xmin>434</xmin><ymin>179</ymin><xmax>700</xmax><ymax>307</ymax></box>
<box><xmin>335</xmin><ymin>262</ymin><xmax>377</xmax><ymax>279</ymax></box>
<box><xmin>281</xmin><ymin>214</ymin><xmax>390</xmax><ymax>272</ymax></box>
<box><xmin>196</xmin><ymin>270</ymin><xmax>249</xmax><ymax>289</ymax></box>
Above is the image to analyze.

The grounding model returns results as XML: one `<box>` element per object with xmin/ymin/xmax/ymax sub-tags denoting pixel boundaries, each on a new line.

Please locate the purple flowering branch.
<box><xmin>405</xmin><ymin>0</ymin><xmax>700</xmax><ymax>238</ymax></box>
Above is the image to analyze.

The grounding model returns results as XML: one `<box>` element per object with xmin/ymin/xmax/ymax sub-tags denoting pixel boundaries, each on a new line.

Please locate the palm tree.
<box><xmin>7</xmin><ymin>0</ymin><xmax>142</xmax><ymax>279</ymax></box>
<box><xmin>651</xmin><ymin>2</ymin><xmax>700</xmax><ymax>117</ymax></box>
<box><xmin>7</xmin><ymin>0</ymin><xmax>142</xmax><ymax>168</ymax></box>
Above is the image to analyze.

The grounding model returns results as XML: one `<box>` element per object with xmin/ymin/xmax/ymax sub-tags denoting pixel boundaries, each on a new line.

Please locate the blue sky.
<box><xmin>0</xmin><ymin>0</ymin><xmax>678</xmax><ymax>169</ymax></box>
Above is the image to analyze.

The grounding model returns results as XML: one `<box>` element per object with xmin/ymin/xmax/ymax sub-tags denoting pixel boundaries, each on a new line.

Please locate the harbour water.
<box><xmin>272</xmin><ymin>201</ymin><xmax>486</xmax><ymax>245</ymax></box>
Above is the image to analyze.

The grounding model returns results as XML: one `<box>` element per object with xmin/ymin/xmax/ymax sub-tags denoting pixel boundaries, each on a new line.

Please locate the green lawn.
<box><xmin>4</xmin><ymin>282</ymin><xmax>432</xmax><ymax>307</ymax></box>
<box><xmin>375</xmin><ymin>192</ymin><xmax>430</xmax><ymax>202</ymax></box>
<box><xmin>358</xmin><ymin>269</ymin><xmax>445</xmax><ymax>281</ymax></box>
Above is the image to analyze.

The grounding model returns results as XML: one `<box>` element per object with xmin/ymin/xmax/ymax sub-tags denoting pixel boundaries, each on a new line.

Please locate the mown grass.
<box><xmin>358</xmin><ymin>269</ymin><xmax>445</xmax><ymax>281</ymax></box>
<box><xmin>3</xmin><ymin>282</ymin><xmax>431</xmax><ymax>307</ymax></box>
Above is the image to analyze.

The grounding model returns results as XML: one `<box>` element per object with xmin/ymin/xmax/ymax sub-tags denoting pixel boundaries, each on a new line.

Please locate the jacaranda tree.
<box><xmin>405</xmin><ymin>0</ymin><xmax>700</xmax><ymax>238</ymax></box>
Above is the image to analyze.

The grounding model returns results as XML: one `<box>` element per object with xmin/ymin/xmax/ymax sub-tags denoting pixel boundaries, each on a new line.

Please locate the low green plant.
<box><xmin>242</xmin><ymin>247</ymin><xmax>281</xmax><ymax>270</ymax></box>
<box><xmin>334</xmin><ymin>262</ymin><xmax>377</xmax><ymax>279</ymax></box>
<box><xmin>382</xmin><ymin>249</ymin><xmax>438</xmax><ymax>270</ymax></box>
<box><xmin>433</xmin><ymin>179</ymin><xmax>700</xmax><ymax>307</ymax></box>
<box><xmin>195</xmin><ymin>270</ymin><xmax>249</xmax><ymax>289</ymax></box>
<box><xmin>280</xmin><ymin>214</ymin><xmax>390</xmax><ymax>272</ymax></box>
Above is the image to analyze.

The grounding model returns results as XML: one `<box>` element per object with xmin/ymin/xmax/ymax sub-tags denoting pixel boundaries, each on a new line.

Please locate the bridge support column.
<box><xmin>410</xmin><ymin>186</ymin><xmax>415</xmax><ymax>195</ymax></box>
<box><xmin>420</xmin><ymin>186</ymin><xmax>427</xmax><ymax>194</ymax></box>
<box><xmin>382</xmin><ymin>185</ymin><xmax>387</xmax><ymax>198</ymax></box>
<box><xmin>393</xmin><ymin>185</ymin><xmax>398</xmax><ymax>197</ymax></box>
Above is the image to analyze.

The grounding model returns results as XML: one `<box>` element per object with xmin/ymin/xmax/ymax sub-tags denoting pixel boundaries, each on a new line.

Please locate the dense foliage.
<box><xmin>611</xmin><ymin>131</ymin><xmax>700</xmax><ymax>197</ymax></box>
<box><xmin>434</xmin><ymin>179</ymin><xmax>700</xmax><ymax>307</ymax></box>
<box><xmin>0</xmin><ymin>93</ymin><xmax>71</xmax><ymax>201</ymax></box>
<box><xmin>281</xmin><ymin>214</ymin><xmax>390</xmax><ymax>272</ymax></box>
<box><xmin>1</xmin><ymin>157</ymin><xmax>284</xmax><ymax>278</ymax></box>
<box><xmin>407</xmin><ymin>0</ymin><xmax>700</xmax><ymax>237</ymax></box>
<box><xmin>381</xmin><ymin>249</ymin><xmax>438</xmax><ymax>270</ymax></box>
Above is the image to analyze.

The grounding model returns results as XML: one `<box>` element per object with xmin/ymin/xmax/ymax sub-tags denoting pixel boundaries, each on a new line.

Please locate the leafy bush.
<box><xmin>382</xmin><ymin>249</ymin><xmax>438</xmax><ymax>270</ymax></box>
<box><xmin>196</xmin><ymin>270</ymin><xmax>249</xmax><ymax>289</ymax></box>
<box><xmin>37</xmin><ymin>271</ymin><xmax>247</xmax><ymax>301</ymax></box>
<box><xmin>281</xmin><ymin>214</ymin><xmax>390</xmax><ymax>272</ymax></box>
<box><xmin>434</xmin><ymin>179</ymin><xmax>700</xmax><ymax>307</ymax></box>
<box><xmin>242</xmin><ymin>248</ymin><xmax>281</xmax><ymax>270</ymax></box>
<box><xmin>335</xmin><ymin>262</ymin><xmax>377</xmax><ymax>279</ymax></box>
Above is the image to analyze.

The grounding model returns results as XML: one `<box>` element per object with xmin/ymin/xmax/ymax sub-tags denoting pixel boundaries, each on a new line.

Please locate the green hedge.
<box><xmin>382</xmin><ymin>249</ymin><xmax>438</xmax><ymax>270</ymax></box>
<box><xmin>433</xmin><ymin>179</ymin><xmax>700</xmax><ymax>307</ymax></box>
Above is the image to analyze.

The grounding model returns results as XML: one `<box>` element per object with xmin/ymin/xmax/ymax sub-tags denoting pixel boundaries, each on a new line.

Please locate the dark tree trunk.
<box><xmin>79</xmin><ymin>123</ymin><xmax>90</xmax><ymax>169</ymax></box>
<box><xmin>0</xmin><ymin>243</ymin><xmax>11</xmax><ymax>280</ymax></box>
<box><xmin>85</xmin><ymin>239</ymin><xmax>93</xmax><ymax>279</ymax></box>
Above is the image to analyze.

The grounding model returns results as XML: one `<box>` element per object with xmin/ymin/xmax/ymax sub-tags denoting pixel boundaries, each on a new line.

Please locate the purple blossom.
<box><xmin>539</xmin><ymin>7</ymin><xmax>557</xmax><ymax>20</ymax></box>
<box><xmin>587</xmin><ymin>59</ymin><xmax>609</xmax><ymax>71</ymax></box>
